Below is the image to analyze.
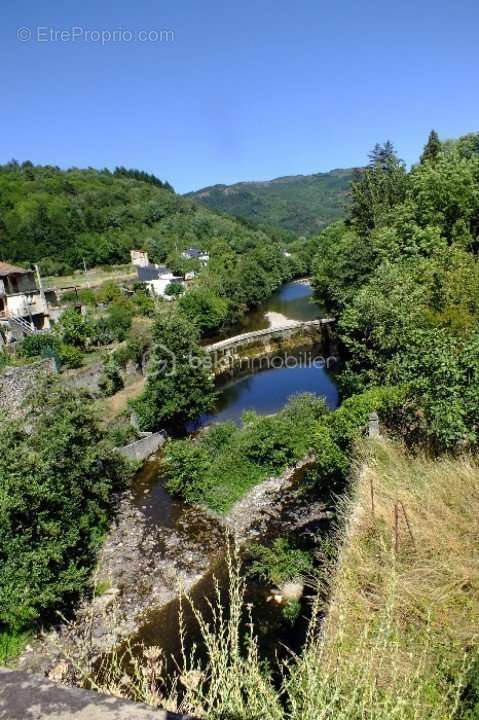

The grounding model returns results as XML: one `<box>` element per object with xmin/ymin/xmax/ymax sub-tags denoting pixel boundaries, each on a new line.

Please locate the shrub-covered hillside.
<box><xmin>186</xmin><ymin>168</ymin><xmax>354</xmax><ymax>236</ymax></box>
<box><xmin>0</xmin><ymin>161</ymin><xmax>288</xmax><ymax>275</ymax></box>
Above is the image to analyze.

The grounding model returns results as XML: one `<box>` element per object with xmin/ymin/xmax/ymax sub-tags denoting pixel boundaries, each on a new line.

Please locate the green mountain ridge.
<box><xmin>186</xmin><ymin>167</ymin><xmax>355</xmax><ymax>236</ymax></box>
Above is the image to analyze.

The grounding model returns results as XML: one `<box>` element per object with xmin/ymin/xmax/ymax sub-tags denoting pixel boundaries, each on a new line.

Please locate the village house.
<box><xmin>181</xmin><ymin>247</ymin><xmax>209</xmax><ymax>264</ymax></box>
<box><xmin>0</xmin><ymin>262</ymin><xmax>50</xmax><ymax>344</ymax></box>
<box><xmin>131</xmin><ymin>251</ymin><xmax>183</xmax><ymax>298</ymax></box>
<box><xmin>130</xmin><ymin>249</ymin><xmax>150</xmax><ymax>268</ymax></box>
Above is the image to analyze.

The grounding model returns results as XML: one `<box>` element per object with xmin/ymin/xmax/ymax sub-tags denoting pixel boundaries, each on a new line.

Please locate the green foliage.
<box><xmin>187</xmin><ymin>168</ymin><xmax>354</xmax><ymax>236</ymax></box>
<box><xmin>163</xmin><ymin>394</ymin><xmax>328</xmax><ymax>511</ymax></box>
<box><xmin>99</xmin><ymin>354</ymin><xmax>124</xmax><ymax>397</ymax></box>
<box><xmin>311</xmin><ymin>385</ymin><xmax>407</xmax><ymax>491</ymax></box>
<box><xmin>0</xmin><ymin>628</ymin><xmax>32</xmax><ymax>665</ymax></box>
<box><xmin>58</xmin><ymin>344</ymin><xmax>84</xmax><ymax>369</ymax></box>
<box><xmin>20</xmin><ymin>332</ymin><xmax>62</xmax><ymax>360</ymax></box>
<box><xmin>56</xmin><ymin>308</ymin><xmax>92</xmax><ymax>349</ymax></box>
<box><xmin>0</xmin><ymin>162</ymin><xmax>287</xmax><ymax>273</ymax></box>
<box><xmin>351</xmin><ymin>142</ymin><xmax>407</xmax><ymax>236</ymax></box>
<box><xmin>178</xmin><ymin>286</ymin><xmax>229</xmax><ymax>333</ymax></box>
<box><xmin>132</xmin><ymin>311</ymin><xmax>216</xmax><ymax>432</ymax></box>
<box><xmin>0</xmin><ymin>380</ymin><xmax>129</xmax><ymax>631</ymax></box>
<box><xmin>420</xmin><ymin>129</ymin><xmax>442</xmax><ymax>164</ymax></box>
<box><xmin>312</xmin><ymin>132</ymin><xmax>479</xmax><ymax>450</ymax></box>
<box><xmin>246</xmin><ymin>537</ymin><xmax>313</xmax><ymax>585</ymax></box>
<box><xmin>164</xmin><ymin>281</ymin><xmax>184</xmax><ymax>297</ymax></box>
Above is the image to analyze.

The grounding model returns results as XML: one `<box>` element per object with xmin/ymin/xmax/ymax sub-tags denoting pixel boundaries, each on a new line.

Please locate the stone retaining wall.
<box><xmin>0</xmin><ymin>357</ymin><xmax>57</xmax><ymax>418</ymax></box>
<box><xmin>61</xmin><ymin>361</ymin><xmax>104</xmax><ymax>396</ymax></box>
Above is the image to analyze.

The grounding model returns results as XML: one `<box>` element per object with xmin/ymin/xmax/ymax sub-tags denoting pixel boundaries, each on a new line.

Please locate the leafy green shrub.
<box><xmin>0</xmin><ymin>628</ymin><xmax>32</xmax><ymax>665</ymax></box>
<box><xmin>20</xmin><ymin>332</ymin><xmax>62</xmax><ymax>359</ymax></box>
<box><xmin>99</xmin><ymin>355</ymin><xmax>124</xmax><ymax>396</ymax></box>
<box><xmin>132</xmin><ymin>287</ymin><xmax>156</xmax><ymax>316</ymax></box>
<box><xmin>58</xmin><ymin>344</ymin><xmax>84</xmax><ymax>369</ymax></box>
<box><xmin>247</xmin><ymin>537</ymin><xmax>313</xmax><ymax>585</ymax></box>
<box><xmin>165</xmin><ymin>282</ymin><xmax>183</xmax><ymax>297</ymax></box>
<box><xmin>56</xmin><ymin>308</ymin><xmax>92</xmax><ymax>349</ymax></box>
<box><xmin>312</xmin><ymin>385</ymin><xmax>408</xmax><ymax>492</ymax></box>
<box><xmin>91</xmin><ymin>317</ymin><xmax>115</xmax><ymax>346</ymax></box>
<box><xmin>0</xmin><ymin>380</ymin><xmax>129</xmax><ymax>631</ymax></box>
<box><xmin>178</xmin><ymin>286</ymin><xmax>229</xmax><ymax>334</ymax></box>
<box><xmin>132</xmin><ymin>311</ymin><xmax>216</xmax><ymax>433</ymax></box>
<box><xmin>106</xmin><ymin>298</ymin><xmax>135</xmax><ymax>341</ymax></box>
<box><xmin>163</xmin><ymin>394</ymin><xmax>327</xmax><ymax>511</ymax></box>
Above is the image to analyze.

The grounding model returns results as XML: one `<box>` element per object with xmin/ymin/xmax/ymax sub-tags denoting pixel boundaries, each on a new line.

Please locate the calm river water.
<box><xmin>199</xmin><ymin>280</ymin><xmax>339</xmax><ymax>425</ymax></box>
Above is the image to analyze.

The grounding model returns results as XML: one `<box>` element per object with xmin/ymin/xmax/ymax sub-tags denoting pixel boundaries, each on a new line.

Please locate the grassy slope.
<box><xmin>186</xmin><ymin>168</ymin><xmax>354</xmax><ymax>236</ymax></box>
<box><xmin>297</xmin><ymin>439</ymin><xmax>479</xmax><ymax>719</ymax></box>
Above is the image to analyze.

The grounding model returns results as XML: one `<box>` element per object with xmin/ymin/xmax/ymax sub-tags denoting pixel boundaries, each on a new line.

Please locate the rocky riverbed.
<box><xmin>18</xmin><ymin>451</ymin><xmax>331</xmax><ymax>680</ymax></box>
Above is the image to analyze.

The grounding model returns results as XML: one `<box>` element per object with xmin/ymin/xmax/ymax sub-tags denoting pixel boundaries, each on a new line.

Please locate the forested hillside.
<box><xmin>312</xmin><ymin>132</ymin><xmax>479</xmax><ymax>451</ymax></box>
<box><xmin>186</xmin><ymin>168</ymin><xmax>354</xmax><ymax>235</ymax></box>
<box><xmin>0</xmin><ymin>161</ymin><xmax>291</xmax><ymax>275</ymax></box>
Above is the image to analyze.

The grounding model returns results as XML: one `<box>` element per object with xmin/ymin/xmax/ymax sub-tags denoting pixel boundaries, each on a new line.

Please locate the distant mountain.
<box><xmin>186</xmin><ymin>168</ymin><xmax>355</xmax><ymax>236</ymax></box>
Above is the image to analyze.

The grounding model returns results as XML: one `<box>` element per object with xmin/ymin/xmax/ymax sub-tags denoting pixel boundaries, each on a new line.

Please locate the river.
<box><xmin>95</xmin><ymin>280</ymin><xmax>339</xmax><ymax>681</ymax></box>
<box><xmin>199</xmin><ymin>280</ymin><xmax>339</xmax><ymax>425</ymax></box>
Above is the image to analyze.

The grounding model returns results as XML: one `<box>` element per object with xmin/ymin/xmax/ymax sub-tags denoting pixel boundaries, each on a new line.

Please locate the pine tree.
<box><xmin>420</xmin><ymin>130</ymin><xmax>441</xmax><ymax>164</ymax></box>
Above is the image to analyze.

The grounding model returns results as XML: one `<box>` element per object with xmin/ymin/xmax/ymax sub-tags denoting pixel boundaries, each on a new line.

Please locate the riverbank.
<box><xmin>17</xmin><ymin>448</ymin><xmax>326</xmax><ymax>678</ymax></box>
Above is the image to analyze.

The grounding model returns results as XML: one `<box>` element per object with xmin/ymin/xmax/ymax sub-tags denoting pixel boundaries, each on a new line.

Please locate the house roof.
<box><xmin>183</xmin><ymin>247</ymin><xmax>207</xmax><ymax>258</ymax></box>
<box><xmin>0</xmin><ymin>262</ymin><xmax>31</xmax><ymax>277</ymax></box>
<box><xmin>137</xmin><ymin>264</ymin><xmax>169</xmax><ymax>281</ymax></box>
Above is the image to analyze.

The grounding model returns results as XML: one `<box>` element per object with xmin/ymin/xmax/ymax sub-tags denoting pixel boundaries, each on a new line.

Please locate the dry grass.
<box><xmin>299</xmin><ymin>439</ymin><xmax>479</xmax><ymax>719</ymax></box>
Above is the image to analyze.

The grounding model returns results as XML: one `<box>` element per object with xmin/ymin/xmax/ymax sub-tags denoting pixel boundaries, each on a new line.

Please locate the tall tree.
<box><xmin>132</xmin><ymin>311</ymin><xmax>216</xmax><ymax>433</ymax></box>
<box><xmin>351</xmin><ymin>142</ymin><xmax>407</xmax><ymax>235</ymax></box>
<box><xmin>420</xmin><ymin>130</ymin><xmax>441</xmax><ymax>164</ymax></box>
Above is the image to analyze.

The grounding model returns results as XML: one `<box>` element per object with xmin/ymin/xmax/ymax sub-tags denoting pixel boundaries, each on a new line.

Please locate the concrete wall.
<box><xmin>0</xmin><ymin>668</ymin><xmax>200</xmax><ymax>720</ymax></box>
<box><xmin>0</xmin><ymin>357</ymin><xmax>57</xmax><ymax>418</ymax></box>
<box><xmin>117</xmin><ymin>430</ymin><xmax>167</xmax><ymax>461</ymax></box>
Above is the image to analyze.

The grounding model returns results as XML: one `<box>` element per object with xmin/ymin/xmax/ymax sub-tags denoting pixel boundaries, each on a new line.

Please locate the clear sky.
<box><xmin>1</xmin><ymin>0</ymin><xmax>478</xmax><ymax>193</ymax></box>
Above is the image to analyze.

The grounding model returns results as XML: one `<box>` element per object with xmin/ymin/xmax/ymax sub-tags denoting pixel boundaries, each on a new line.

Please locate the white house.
<box><xmin>136</xmin><ymin>263</ymin><xmax>183</xmax><ymax>298</ymax></box>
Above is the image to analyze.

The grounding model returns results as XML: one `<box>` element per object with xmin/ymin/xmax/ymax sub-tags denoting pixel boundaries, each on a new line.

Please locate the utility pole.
<box><xmin>34</xmin><ymin>263</ymin><xmax>50</xmax><ymax>328</ymax></box>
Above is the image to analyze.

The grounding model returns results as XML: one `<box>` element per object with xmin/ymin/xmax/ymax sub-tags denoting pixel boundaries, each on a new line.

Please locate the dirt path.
<box><xmin>103</xmin><ymin>377</ymin><xmax>146</xmax><ymax>421</ymax></box>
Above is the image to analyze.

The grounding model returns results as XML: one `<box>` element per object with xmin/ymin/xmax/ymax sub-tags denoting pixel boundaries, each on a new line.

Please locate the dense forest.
<box><xmin>186</xmin><ymin>168</ymin><xmax>353</xmax><ymax>236</ymax></box>
<box><xmin>0</xmin><ymin>161</ymin><xmax>295</xmax><ymax>275</ymax></box>
<box><xmin>312</xmin><ymin>132</ymin><xmax>479</xmax><ymax>451</ymax></box>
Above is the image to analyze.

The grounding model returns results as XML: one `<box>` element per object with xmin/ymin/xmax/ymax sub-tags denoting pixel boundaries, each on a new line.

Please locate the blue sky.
<box><xmin>1</xmin><ymin>0</ymin><xmax>478</xmax><ymax>193</ymax></box>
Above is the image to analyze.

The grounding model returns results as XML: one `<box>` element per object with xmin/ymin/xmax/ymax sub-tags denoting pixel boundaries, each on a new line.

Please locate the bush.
<box><xmin>178</xmin><ymin>286</ymin><xmax>229</xmax><ymax>334</ymax></box>
<box><xmin>99</xmin><ymin>355</ymin><xmax>124</xmax><ymax>396</ymax></box>
<box><xmin>0</xmin><ymin>380</ymin><xmax>129</xmax><ymax>631</ymax></box>
<box><xmin>58</xmin><ymin>344</ymin><xmax>84</xmax><ymax>369</ymax></box>
<box><xmin>56</xmin><ymin>308</ymin><xmax>92</xmax><ymax>349</ymax></box>
<box><xmin>163</xmin><ymin>394</ymin><xmax>328</xmax><ymax>511</ymax></box>
<box><xmin>164</xmin><ymin>282</ymin><xmax>183</xmax><ymax>297</ymax></box>
<box><xmin>247</xmin><ymin>537</ymin><xmax>313</xmax><ymax>586</ymax></box>
<box><xmin>20</xmin><ymin>333</ymin><xmax>61</xmax><ymax>359</ymax></box>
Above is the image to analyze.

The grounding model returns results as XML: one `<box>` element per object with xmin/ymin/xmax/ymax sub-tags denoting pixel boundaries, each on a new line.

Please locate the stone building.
<box><xmin>0</xmin><ymin>262</ymin><xmax>50</xmax><ymax>344</ymax></box>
